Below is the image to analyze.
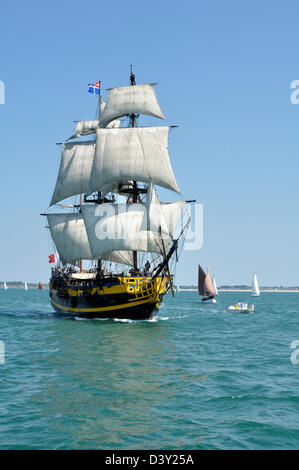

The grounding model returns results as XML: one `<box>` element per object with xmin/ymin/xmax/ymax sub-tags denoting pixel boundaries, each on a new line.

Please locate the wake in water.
<box><xmin>74</xmin><ymin>315</ymin><xmax>163</xmax><ymax>323</ymax></box>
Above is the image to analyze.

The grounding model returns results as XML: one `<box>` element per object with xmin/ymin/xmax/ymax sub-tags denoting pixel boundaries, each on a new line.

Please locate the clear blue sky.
<box><xmin>0</xmin><ymin>0</ymin><xmax>298</xmax><ymax>286</ymax></box>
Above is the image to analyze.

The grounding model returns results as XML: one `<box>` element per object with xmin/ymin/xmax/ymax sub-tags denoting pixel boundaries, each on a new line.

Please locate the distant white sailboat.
<box><xmin>24</xmin><ymin>282</ymin><xmax>28</xmax><ymax>291</ymax></box>
<box><xmin>212</xmin><ymin>275</ymin><xmax>218</xmax><ymax>295</ymax></box>
<box><xmin>3</xmin><ymin>281</ymin><xmax>7</xmax><ymax>290</ymax></box>
<box><xmin>251</xmin><ymin>273</ymin><xmax>260</xmax><ymax>297</ymax></box>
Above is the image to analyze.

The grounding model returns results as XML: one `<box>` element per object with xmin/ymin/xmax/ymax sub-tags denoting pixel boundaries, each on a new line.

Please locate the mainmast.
<box><xmin>97</xmin><ymin>80</ymin><xmax>102</xmax><ymax>205</ymax></box>
<box><xmin>130</xmin><ymin>66</ymin><xmax>138</xmax><ymax>270</ymax></box>
<box><xmin>129</xmin><ymin>65</ymin><xmax>136</xmax><ymax>128</ymax></box>
<box><xmin>97</xmin><ymin>80</ymin><xmax>102</xmax><ymax>274</ymax></box>
<box><xmin>126</xmin><ymin>66</ymin><xmax>150</xmax><ymax>270</ymax></box>
<box><xmin>79</xmin><ymin>192</ymin><xmax>83</xmax><ymax>272</ymax></box>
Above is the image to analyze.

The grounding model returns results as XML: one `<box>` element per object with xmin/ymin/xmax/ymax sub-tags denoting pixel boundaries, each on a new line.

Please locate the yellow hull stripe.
<box><xmin>50</xmin><ymin>296</ymin><xmax>157</xmax><ymax>313</ymax></box>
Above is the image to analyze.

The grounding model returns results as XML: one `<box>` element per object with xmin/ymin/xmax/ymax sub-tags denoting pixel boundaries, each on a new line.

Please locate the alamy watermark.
<box><xmin>91</xmin><ymin>202</ymin><xmax>203</xmax><ymax>251</ymax></box>
<box><xmin>0</xmin><ymin>81</ymin><xmax>4</xmax><ymax>104</ymax></box>
<box><xmin>0</xmin><ymin>341</ymin><xmax>4</xmax><ymax>364</ymax></box>
<box><xmin>290</xmin><ymin>340</ymin><xmax>299</xmax><ymax>365</ymax></box>
<box><xmin>183</xmin><ymin>203</ymin><xmax>203</xmax><ymax>251</ymax></box>
<box><xmin>290</xmin><ymin>80</ymin><xmax>299</xmax><ymax>104</ymax></box>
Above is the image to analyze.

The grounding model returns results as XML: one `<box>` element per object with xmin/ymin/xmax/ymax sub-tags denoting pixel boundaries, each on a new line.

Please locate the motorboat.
<box><xmin>227</xmin><ymin>302</ymin><xmax>254</xmax><ymax>313</ymax></box>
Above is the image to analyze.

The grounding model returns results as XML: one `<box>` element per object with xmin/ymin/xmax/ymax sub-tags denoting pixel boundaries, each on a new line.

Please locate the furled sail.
<box><xmin>75</xmin><ymin>116</ymin><xmax>120</xmax><ymax>137</ymax></box>
<box><xmin>75</xmin><ymin>101</ymin><xmax>120</xmax><ymax>137</ymax></box>
<box><xmin>75</xmin><ymin>120</ymin><xmax>99</xmax><ymax>137</ymax></box>
<box><xmin>198</xmin><ymin>264</ymin><xmax>215</xmax><ymax>296</ymax></box>
<box><xmin>99</xmin><ymin>84</ymin><xmax>165</xmax><ymax>127</ymax></box>
<box><xmin>87</xmin><ymin>126</ymin><xmax>180</xmax><ymax>196</ymax></box>
<box><xmin>50</xmin><ymin>141</ymin><xmax>96</xmax><ymax>206</ymax></box>
<box><xmin>106</xmin><ymin>119</ymin><xmax>121</xmax><ymax>129</ymax></box>
<box><xmin>100</xmin><ymin>181</ymin><xmax>133</xmax><ymax>197</ymax></box>
<box><xmin>47</xmin><ymin>213</ymin><xmax>134</xmax><ymax>266</ymax></box>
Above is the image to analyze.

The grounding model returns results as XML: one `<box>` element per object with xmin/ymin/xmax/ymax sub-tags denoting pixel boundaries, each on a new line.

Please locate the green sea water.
<box><xmin>0</xmin><ymin>288</ymin><xmax>298</xmax><ymax>450</ymax></box>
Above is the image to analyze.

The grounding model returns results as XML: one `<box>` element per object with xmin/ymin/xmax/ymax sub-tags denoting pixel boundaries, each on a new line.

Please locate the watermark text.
<box><xmin>290</xmin><ymin>80</ymin><xmax>299</xmax><ymax>104</ymax></box>
<box><xmin>290</xmin><ymin>340</ymin><xmax>299</xmax><ymax>365</ymax></box>
<box><xmin>89</xmin><ymin>202</ymin><xmax>203</xmax><ymax>251</ymax></box>
<box><xmin>0</xmin><ymin>341</ymin><xmax>4</xmax><ymax>364</ymax></box>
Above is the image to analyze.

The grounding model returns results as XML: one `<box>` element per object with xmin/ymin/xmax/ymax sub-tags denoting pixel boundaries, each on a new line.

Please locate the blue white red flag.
<box><xmin>88</xmin><ymin>81</ymin><xmax>101</xmax><ymax>95</ymax></box>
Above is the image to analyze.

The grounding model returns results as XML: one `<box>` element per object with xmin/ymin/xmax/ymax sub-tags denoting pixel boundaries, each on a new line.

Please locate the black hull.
<box><xmin>49</xmin><ymin>274</ymin><xmax>167</xmax><ymax>320</ymax></box>
<box><xmin>51</xmin><ymin>296</ymin><xmax>159</xmax><ymax>320</ymax></box>
<box><xmin>50</xmin><ymin>292</ymin><xmax>159</xmax><ymax>320</ymax></box>
<box><xmin>201</xmin><ymin>295</ymin><xmax>216</xmax><ymax>302</ymax></box>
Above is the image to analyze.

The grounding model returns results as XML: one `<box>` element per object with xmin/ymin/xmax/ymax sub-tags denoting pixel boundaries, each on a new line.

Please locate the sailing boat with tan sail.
<box><xmin>42</xmin><ymin>68</ymin><xmax>190</xmax><ymax>320</ymax></box>
<box><xmin>198</xmin><ymin>264</ymin><xmax>217</xmax><ymax>303</ymax></box>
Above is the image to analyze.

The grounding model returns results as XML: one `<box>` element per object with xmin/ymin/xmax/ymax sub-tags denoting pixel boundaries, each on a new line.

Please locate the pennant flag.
<box><xmin>88</xmin><ymin>81</ymin><xmax>101</xmax><ymax>95</ymax></box>
<box><xmin>48</xmin><ymin>254</ymin><xmax>56</xmax><ymax>264</ymax></box>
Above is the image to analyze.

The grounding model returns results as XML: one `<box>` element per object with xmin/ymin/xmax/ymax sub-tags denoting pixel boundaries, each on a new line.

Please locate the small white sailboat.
<box><xmin>198</xmin><ymin>264</ymin><xmax>217</xmax><ymax>303</ymax></box>
<box><xmin>24</xmin><ymin>282</ymin><xmax>28</xmax><ymax>291</ymax></box>
<box><xmin>251</xmin><ymin>273</ymin><xmax>260</xmax><ymax>297</ymax></box>
<box><xmin>212</xmin><ymin>275</ymin><xmax>218</xmax><ymax>295</ymax></box>
<box><xmin>3</xmin><ymin>281</ymin><xmax>7</xmax><ymax>290</ymax></box>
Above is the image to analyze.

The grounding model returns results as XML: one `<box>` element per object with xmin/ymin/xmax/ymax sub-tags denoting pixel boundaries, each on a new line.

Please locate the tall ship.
<box><xmin>42</xmin><ymin>68</ymin><xmax>190</xmax><ymax>320</ymax></box>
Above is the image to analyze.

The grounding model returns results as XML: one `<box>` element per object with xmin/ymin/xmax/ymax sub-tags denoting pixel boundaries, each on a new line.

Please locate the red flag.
<box><xmin>48</xmin><ymin>254</ymin><xmax>56</xmax><ymax>263</ymax></box>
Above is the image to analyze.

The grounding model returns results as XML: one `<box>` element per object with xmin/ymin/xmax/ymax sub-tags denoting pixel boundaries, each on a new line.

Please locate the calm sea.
<box><xmin>0</xmin><ymin>288</ymin><xmax>298</xmax><ymax>450</ymax></box>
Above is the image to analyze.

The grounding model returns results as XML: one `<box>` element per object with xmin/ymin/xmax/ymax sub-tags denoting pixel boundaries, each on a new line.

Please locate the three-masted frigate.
<box><xmin>43</xmin><ymin>69</ymin><xmax>188</xmax><ymax>320</ymax></box>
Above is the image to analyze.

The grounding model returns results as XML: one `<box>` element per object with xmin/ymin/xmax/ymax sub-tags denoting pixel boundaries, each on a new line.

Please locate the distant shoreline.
<box><xmin>0</xmin><ymin>285</ymin><xmax>48</xmax><ymax>289</ymax></box>
<box><xmin>180</xmin><ymin>288</ymin><xmax>299</xmax><ymax>293</ymax></box>
<box><xmin>219</xmin><ymin>289</ymin><xmax>299</xmax><ymax>293</ymax></box>
<box><xmin>1</xmin><ymin>285</ymin><xmax>298</xmax><ymax>293</ymax></box>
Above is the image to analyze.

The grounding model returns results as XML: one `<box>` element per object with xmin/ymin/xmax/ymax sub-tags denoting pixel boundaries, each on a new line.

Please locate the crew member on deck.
<box><xmin>144</xmin><ymin>260</ymin><xmax>151</xmax><ymax>274</ymax></box>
